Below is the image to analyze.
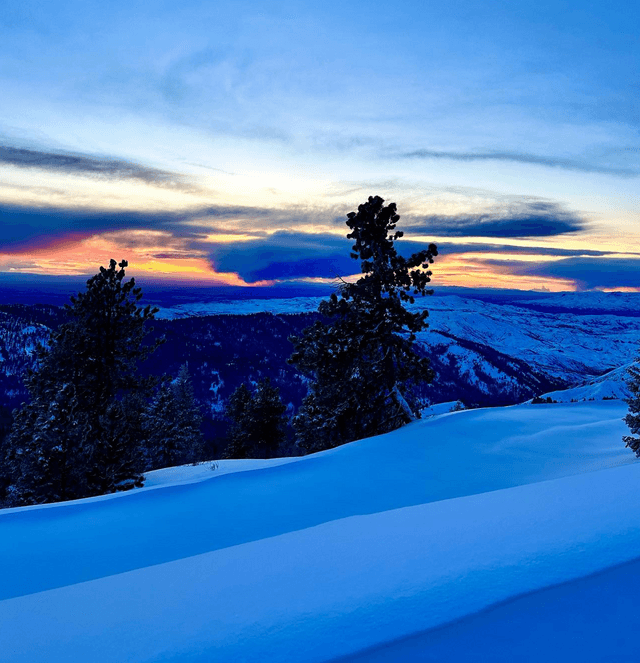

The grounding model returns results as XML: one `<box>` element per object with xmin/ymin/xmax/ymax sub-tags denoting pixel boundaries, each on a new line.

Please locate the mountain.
<box><xmin>151</xmin><ymin>291</ymin><xmax>640</xmax><ymax>407</ymax></box>
<box><xmin>154</xmin><ymin>291</ymin><xmax>640</xmax><ymax>384</ymax></box>
<box><xmin>1</xmin><ymin>291</ymin><xmax>639</xmax><ymax>456</ymax></box>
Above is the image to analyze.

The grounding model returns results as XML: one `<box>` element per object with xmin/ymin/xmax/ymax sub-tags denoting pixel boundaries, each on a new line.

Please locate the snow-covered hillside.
<box><xmin>155</xmin><ymin>293</ymin><xmax>640</xmax><ymax>386</ymax></box>
<box><xmin>540</xmin><ymin>363</ymin><xmax>633</xmax><ymax>402</ymax></box>
<box><xmin>511</xmin><ymin>290</ymin><xmax>640</xmax><ymax>314</ymax></box>
<box><xmin>424</xmin><ymin>295</ymin><xmax>640</xmax><ymax>383</ymax></box>
<box><xmin>1</xmin><ymin>401</ymin><xmax>639</xmax><ymax>662</ymax></box>
<box><xmin>4</xmin><ymin>292</ymin><xmax>640</xmax><ymax>415</ymax></box>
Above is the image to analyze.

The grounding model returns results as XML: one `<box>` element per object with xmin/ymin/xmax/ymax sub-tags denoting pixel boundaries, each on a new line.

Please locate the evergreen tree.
<box><xmin>623</xmin><ymin>362</ymin><xmax>640</xmax><ymax>457</ymax></box>
<box><xmin>2</xmin><ymin>259</ymin><xmax>161</xmax><ymax>506</ymax></box>
<box><xmin>289</xmin><ymin>196</ymin><xmax>437</xmax><ymax>452</ymax></box>
<box><xmin>224</xmin><ymin>383</ymin><xmax>253</xmax><ymax>459</ymax></box>
<box><xmin>224</xmin><ymin>378</ymin><xmax>287</xmax><ymax>458</ymax></box>
<box><xmin>5</xmin><ymin>384</ymin><xmax>90</xmax><ymax>505</ymax></box>
<box><xmin>145</xmin><ymin>364</ymin><xmax>204</xmax><ymax>469</ymax></box>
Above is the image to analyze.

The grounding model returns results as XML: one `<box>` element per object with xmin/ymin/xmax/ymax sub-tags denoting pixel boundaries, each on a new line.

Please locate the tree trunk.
<box><xmin>390</xmin><ymin>385</ymin><xmax>416</xmax><ymax>423</ymax></box>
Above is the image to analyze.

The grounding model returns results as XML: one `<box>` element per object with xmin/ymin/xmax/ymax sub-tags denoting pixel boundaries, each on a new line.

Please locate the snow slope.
<box><xmin>540</xmin><ymin>363</ymin><xmax>633</xmax><ymax>402</ymax></box>
<box><xmin>1</xmin><ymin>401</ymin><xmax>639</xmax><ymax>662</ymax></box>
<box><xmin>338</xmin><ymin>557</ymin><xmax>640</xmax><ymax>663</ymax></box>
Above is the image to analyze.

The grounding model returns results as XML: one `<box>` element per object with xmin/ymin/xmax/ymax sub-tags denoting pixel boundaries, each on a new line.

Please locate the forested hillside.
<box><xmin>4</xmin><ymin>295</ymin><xmax>638</xmax><ymax>458</ymax></box>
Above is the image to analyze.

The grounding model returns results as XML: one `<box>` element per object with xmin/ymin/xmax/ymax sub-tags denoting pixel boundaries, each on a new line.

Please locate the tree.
<box><xmin>145</xmin><ymin>364</ymin><xmax>204</xmax><ymax>469</ymax></box>
<box><xmin>224</xmin><ymin>378</ymin><xmax>287</xmax><ymax>458</ymax></box>
<box><xmin>4</xmin><ymin>383</ymin><xmax>90</xmax><ymax>505</ymax></box>
<box><xmin>289</xmin><ymin>195</ymin><xmax>437</xmax><ymax>452</ymax></box>
<box><xmin>224</xmin><ymin>383</ymin><xmax>253</xmax><ymax>459</ymax></box>
<box><xmin>623</xmin><ymin>362</ymin><xmax>640</xmax><ymax>457</ymax></box>
<box><xmin>2</xmin><ymin>259</ymin><xmax>161</xmax><ymax>506</ymax></box>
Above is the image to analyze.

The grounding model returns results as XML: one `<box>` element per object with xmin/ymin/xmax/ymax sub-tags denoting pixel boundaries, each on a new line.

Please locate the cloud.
<box><xmin>0</xmin><ymin>145</ymin><xmax>196</xmax><ymax>191</ymax></box>
<box><xmin>482</xmin><ymin>256</ymin><xmax>640</xmax><ymax>290</ymax></box>
<box><xmin>435</xmin><ymin>242</ymin><xmax>614</xmax><ymax>258</ymax></box>
<box><xmin>403</xmin><ymin>201</ymin><xmax>586</xmax><ymax>238</ymax></box>
<box><xmin>1</xmin><ymin>200</ymin><xmax>612</xmax><ymax>286</ymax></box>
<box><xmin>0</xmin><ymin>203</ymin><xmax>274</xmax><ymax>251</ymax></box>
<box><xmin>398</xmin><ymin>148</ymin><xmax>638</xmax><ymax>177</ymax></box>
<box><xmin>0</xmin><ymin>204</ymin><xmax>187</xmax><ymax>250</ymax></box>
<box><xmin>207</xmin><ymin>232</ymin><xmax>354</xmax><ymax>283</ymax></box>
<box><xmin>206</xmin><ymin>231</ymin><xmax>442</xmax><ymax>283</ymax></box>
<box><xmin>0</xmin><ymin>200</ymin><xmax>359</xmax><ymax>252</ymax></box>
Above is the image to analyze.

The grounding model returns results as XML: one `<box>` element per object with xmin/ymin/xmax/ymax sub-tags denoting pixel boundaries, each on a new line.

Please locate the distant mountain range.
<box><xmin>1</xmin><ymin>289</ymin><xmax>638</xmax><ymax>454</ymax></box>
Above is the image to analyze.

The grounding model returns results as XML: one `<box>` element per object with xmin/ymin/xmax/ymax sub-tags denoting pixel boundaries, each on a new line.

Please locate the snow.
<box><xmin>420</xmin><ymin>400</ymin><xmax>461</xmax><ymax>416</ymax></box>
<box><xmin>1</xmin><ymin>401</ymin><xmax>639</xmax><ymax>661</ymax></box>
<box><xmin>143</xmin><ymin>457</ymin><xmax>300</xmax><ymax>488</ymax></box>
<box><xmin>422</xmin><ymin>296</ymin><xmax>640</xmax><ymax>383</ymax></box>
<box><xmin>540</xmin><ymin>363</ymin><xmax>633</xmax><ymax>402</ymax></box>
<box><xmin>339</xmin><ymin>558</ymin><xmax>640</xmax><ymax>662</ymax></box>
<box><xmin>155</xmin><ymin>297</ymin><xmax>325</xmax><ymax>318</ymax></box>
<box><xmin>155</xmin><ymin>293</ymin><xmax>640</xmax><ymax>385</ymax></box>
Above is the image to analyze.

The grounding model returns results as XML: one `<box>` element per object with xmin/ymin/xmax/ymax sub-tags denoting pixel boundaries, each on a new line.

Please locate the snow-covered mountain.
<box><xmin>155</xmin><ymin>292</ymin><xmax>640</xmax><ymax>384</ymax></box>
<box><xmin>424</xmin><ymin>295</ymin><xmax>640</xmax><ymax>384</ymax></box>
<box><xmin>154</xmin><ymin>291</ymin><xmax>640</xmax><ymax>397</ymax></box>
<box><xmin>1</xmin><ymin>400</ymin><xmax>639</xmax><ymax>661</ymax></box>
<box><xmin>152</xmin><ymin>290</ymin><xmax>640</xmax><ymax>320</ymax></box>
<box><xmin>2</xmin><ymin>292</ymin><xmax>640</xmax><ymax>419</ymax></box>
<box><xmin>510</xmin><ymin>290</ymin><xmax>640</xmax><ymax>315</ymax></box>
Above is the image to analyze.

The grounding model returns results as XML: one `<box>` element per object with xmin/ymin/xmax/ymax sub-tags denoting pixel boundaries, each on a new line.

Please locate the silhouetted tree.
<box><xmin>289</xmin><ymin>196</ymin><xmax>437</xmax><ymax>452</ymax></box>
<box><xmin>145</xmin><ymin>364</ymin><xmax>204</xmax><ymax>469</ymax></box>
<box><xmin>224</xmin><ymin>378</ymin><xmax>287</xmax><ymax>458</ymax></box>
<box><xmin>2</xmin><ymin>259</ymin><xmax>161</xmax><ymax>506</ymax></box>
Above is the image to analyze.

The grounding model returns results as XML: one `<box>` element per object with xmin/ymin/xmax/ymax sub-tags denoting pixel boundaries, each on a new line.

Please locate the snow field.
<box><xmin>0</xmin><ymin>400</ymin><xmax>638</xmax><ymax>661</ymax></box>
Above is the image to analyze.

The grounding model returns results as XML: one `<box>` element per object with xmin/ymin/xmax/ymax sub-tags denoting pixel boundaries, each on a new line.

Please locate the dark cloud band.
<box><xmin>0</xmin><ymin>145</ymin><xmax>192</xmax><ymax>190</ymax></box>
<box><xmin>0</xmin><ymin>200</ymin><xmax>613</xmax><ymax>288</ymax></box>
<box><xmin>436</xmin><ymin>242</ymin><xmax>613</xmax><ymax>258</ymax></box>
<box><xmin>399</xmin><ymin>148</ymin><xmax>638</xmax><ymax>177</ymax></box>
<box><xmin>403</xmin><ymin>201</ymin><xmax>585</xmax><ymax>238</ymax></box>
<box><xmin>0</xmin><ymin>203</ymin><xmax>269</xmax><ymax>250</ymax></box>
<box><xmin>480</xmin><ymin>256</ymin><xmax>640</xmax><ymax>291</ymax></box>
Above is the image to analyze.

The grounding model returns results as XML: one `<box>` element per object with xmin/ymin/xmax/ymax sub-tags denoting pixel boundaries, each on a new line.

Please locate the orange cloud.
<box><xmin>0</xmin><ymin>231</ymin><xmax>267</xmax><ymax>286</ymax></box>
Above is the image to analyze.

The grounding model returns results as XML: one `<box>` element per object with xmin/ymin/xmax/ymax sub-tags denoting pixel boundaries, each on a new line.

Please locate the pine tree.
<box><xmin>251</xmin><ymin>378</ymin><xmax>288</xmax><ymax>458</ymax></box>
<box><xmin>145</xmin><ymin>364</ymin><xmax>204</xmax><ymax>469</ymax></box>
<box><xmin>3</xmin><ymin>259</ymin><xmax>161</xmax><ymax>505</ymax></box>
<box><xmin>623</xmin><ymin>362</ymin><xmax>640</xmax><ymax>457</ymax></box>
<box><xmin>289</xmin><ymin>196</ymin><xmax>437</xmax><ymax>452</ymax></box>
<box><xmin>224</xmin><ymin>378</ymin><xmax>287</xmax><ymax>458</ymax></box>
<box><xmin>4</xmin><ymin>384</ymin><xmax>90</xmax><ymax>505</ymax></box>
<box><xmin>224</xmin><ymin>383</ymin><xmax>253</xmax><ymax>459</ymax></box>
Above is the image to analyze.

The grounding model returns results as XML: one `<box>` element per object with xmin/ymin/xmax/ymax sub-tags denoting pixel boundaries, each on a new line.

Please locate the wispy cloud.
<box><xmin>480</xmin><ymin>256</ymin><xmax>640</xmax><ymax>291</ymax></box>
<box><xmin>0</xmin><ymin>145</ymin><xmax>197</xmax><ymax>191</ymax></box>
<box><xmin>0</xmin><ymin>203</ymin><xmax>271</xmax><ymax>250</ymax></box>
<box><xmin>0</xmin><ymin>201</ymin><xmax>351</xmax><ymax>254</ymax></box>
<box><xmin>398</xmin><ymin>148</ymin><xmax>638</xmax><ymax>177</ymax></box>
<box><xmin>436</xmin><ymin>242</ymin><xmax>616</xmax><ymax>258</ymax></box>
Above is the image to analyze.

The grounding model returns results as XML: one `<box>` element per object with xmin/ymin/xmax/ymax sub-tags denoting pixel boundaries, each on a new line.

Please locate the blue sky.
<box><xmin>1</xmin><ymin>0</ymin><xmax>638</xmax><ymax>290</ymax></box>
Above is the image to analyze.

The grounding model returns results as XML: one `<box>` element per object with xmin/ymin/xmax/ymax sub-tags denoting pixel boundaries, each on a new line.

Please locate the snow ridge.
<box><xmin>1</xmin><ymin>401</ymin><xmax>640</xmax><ymax>661</ymax></box>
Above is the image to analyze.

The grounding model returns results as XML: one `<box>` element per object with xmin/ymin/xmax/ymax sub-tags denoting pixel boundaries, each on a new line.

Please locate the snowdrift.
<box><xmin>1</xmin><ymin>401</ymin><xmax>638</xmax><ymax>662</ymax></box>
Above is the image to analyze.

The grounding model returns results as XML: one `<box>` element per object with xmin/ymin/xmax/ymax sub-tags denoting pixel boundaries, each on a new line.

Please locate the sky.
<box><xmin>1</xmin><ymin>0</ymin><xmax>638</xmax><ymax>292</ymax></box>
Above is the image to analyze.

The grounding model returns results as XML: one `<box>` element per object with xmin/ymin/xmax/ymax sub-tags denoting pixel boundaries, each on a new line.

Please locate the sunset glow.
<box><xmin>1</xmin><ymin>0</ymin><xmax>638</xmax><ymax>293</ymax></box>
